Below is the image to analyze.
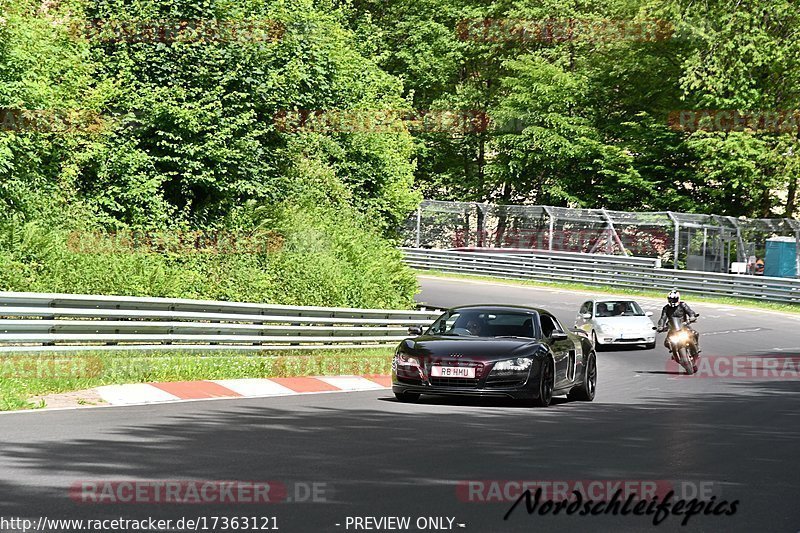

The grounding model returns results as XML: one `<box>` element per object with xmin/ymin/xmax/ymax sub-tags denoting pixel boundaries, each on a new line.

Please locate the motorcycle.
<box><xmin>659</xmin><ymin>314</ymin><xmax>699</xmax><ymax>375</ymax></box>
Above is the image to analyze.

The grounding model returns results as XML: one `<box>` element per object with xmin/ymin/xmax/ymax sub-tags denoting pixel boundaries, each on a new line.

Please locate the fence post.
<box><xmin>667</xmin><ymin>211</ymin><xmax>679</xmax><ymax>270</ymax></box>
<box><xmin>600</xmin><ymin>209</ymin><xmax>627</xmax><ymax>255</ymax></box>
<box><xmin>795</xmin><ymin>228</ymin><xmax>800</xmax><ymax>279</ymax></box>
<box><xmin>543</xmin><ymin>206</ymin><xmax>554</xmax><ymax>251</ymax></box>
<box><xmin>415</xmin><ymin>206</ymin><xmax>421</xmax><ymax>248</ymax></box>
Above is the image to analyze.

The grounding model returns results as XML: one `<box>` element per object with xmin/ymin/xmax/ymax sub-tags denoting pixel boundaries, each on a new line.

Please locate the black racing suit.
<box><xmin>657</xmin><ymin>302</ymin><xmax>699</xmax><ymax>351</ymax></box>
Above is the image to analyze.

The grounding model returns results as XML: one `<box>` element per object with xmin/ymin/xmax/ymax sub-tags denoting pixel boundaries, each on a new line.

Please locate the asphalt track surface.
<box><xmin>1</xmin><ymin>275</ymin><xmax>799</xmax><ymax>533</ymax></box>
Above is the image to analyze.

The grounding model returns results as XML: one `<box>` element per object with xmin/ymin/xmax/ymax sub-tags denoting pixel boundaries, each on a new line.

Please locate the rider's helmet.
<box><xmin>667</xmin><ymin>289</ymin><xmax>680</xmax><ymax>307</ymax></box>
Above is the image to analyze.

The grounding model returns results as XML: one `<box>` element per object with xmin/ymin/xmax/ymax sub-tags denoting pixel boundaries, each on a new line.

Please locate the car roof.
<box><xmin>593</xmin><ymin>299</ymin><xmax>639</xmax><ymax>304</ymax></box>
<box><xmin>449</xmin><ymin>304</ymin><xmax>544</xmax><ymax>314</ymax></box>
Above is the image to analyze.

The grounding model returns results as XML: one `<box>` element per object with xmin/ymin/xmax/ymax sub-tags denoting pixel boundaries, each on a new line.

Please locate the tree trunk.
<box><xmin>759</xmin><ymin>183</ymin><xmax>773</xmax><ymax>218</ymax></box>
<box><xmin>785</xmin><ymin>176</ymin><xmax>798</xmax><ymax>218</ymax></box>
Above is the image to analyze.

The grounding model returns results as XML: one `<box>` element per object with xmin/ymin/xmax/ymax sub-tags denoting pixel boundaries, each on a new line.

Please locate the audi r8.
<box><xmin>392</xmin><ymin>305</ymin><xmax>596</xmax><ymax>407</ymax></box>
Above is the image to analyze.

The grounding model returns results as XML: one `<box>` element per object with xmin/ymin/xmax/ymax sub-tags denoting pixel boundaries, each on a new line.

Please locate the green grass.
<box><xmin>0</xmin><ymin>348</ymin><xmax>393</xmax><ymax>411</ymax></box>
<box><xmin>417</xmin><ymin>270</ymin><xmax>800</xmax><ymax>315</ymax></box>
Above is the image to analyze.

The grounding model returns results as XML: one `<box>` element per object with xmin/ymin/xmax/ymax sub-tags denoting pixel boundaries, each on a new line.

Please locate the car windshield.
<box><xmin>427</xmin><ymin>310</ymin><xmax>536</xmax><ymax>338</ymax></box>
<box><xmin>594</xmin><ymin>301</ymin><xmax>644</xmax><ymax>317</ymax></box>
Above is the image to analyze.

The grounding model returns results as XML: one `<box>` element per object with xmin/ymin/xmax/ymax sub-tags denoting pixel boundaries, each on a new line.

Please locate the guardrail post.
<box><xmin>210</xmin><ymin>320</ymin><xmax>219</xmax><ymax>345</ymax></box>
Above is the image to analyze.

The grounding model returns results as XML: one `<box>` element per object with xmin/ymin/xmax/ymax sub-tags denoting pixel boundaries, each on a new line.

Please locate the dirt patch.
<box><xmin>28</xmin><ymin>388</ymin><xmax>107</xmax><ymax>410</ymax></box>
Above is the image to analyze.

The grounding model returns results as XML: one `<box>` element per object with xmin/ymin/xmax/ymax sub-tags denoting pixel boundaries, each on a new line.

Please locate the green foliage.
<box><xmin>2</xmin><ymin>0</ymin><xmax>799</xmax><ymax>314</ymax></box>
<box><xmin>0</xmin><ymin>202</ymin><xmax>417</xmax><ymax>308</ymax></box>
<box><xmin>341</xmin><ymin>0</ymin><xmax>800</xmax><ymax>216</ymax></box>
<box><xmin>0</xmin><ymin>0</ymin><xmax>422</xmax><ymax>307</ymax></box>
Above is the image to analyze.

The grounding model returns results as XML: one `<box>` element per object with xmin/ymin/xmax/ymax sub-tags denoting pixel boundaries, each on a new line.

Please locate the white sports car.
<box><xmin>574</xmin><ymin>299</ymin><xmax>657</xmax><ymax>350</ymax></box>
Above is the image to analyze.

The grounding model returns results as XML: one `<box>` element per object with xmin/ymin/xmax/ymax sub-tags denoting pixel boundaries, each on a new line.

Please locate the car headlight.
<box><xmin>599</xmin><ymin>324</ymin><xmax>617</xmax><ymax>334</ymax></box>
<box><xmin>394</xmin><ymin>352</ymin><xmax>420</xmax><ymax>367</ymax></box>
<box><xmin>491</xmin><ymin>357</ymin><xmax>533</xmax><ymax>373</ymax></box>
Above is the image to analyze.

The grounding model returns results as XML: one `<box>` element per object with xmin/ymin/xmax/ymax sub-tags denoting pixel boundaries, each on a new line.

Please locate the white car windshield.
<box><xmin>595</xmin><ymin>301</ymin><xmax>644</xmax><ymax>317</ymax></box>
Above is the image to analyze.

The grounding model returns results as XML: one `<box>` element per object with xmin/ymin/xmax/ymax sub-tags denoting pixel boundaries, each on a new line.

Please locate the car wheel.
<box><xmin>568</xmin><ymin>353</ymin><xmax>596</xmax><ymax>402</ymax></box>
<box><xmin>532</xmin><ymin>358</ymin><xmax>554</xmax><ymax>407</ymax></box>
<box><xmin>394</xmin><ymin>392</ymin><xmax>420</xmax><ymax>403</ymax></box>
<box><xmin>645</xmin><ymin>342</ymin><xmax>656</xmax><ymax>350</ymax></box>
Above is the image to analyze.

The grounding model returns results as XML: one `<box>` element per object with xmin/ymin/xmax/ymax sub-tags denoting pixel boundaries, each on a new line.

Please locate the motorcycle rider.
<box><xmin>657</xmin><ymin>289</ymin><xmax>700</xmax><ymax>353</ymax></box>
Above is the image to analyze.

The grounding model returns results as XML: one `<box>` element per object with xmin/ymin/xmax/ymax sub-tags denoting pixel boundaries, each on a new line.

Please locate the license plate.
<box><xmin>431</xmin><ymin>366</ymin><xmax>475</xmax><ymax>378</ymax></box>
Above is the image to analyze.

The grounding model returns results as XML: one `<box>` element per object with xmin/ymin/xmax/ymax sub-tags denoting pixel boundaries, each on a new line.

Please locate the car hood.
<box><xmin>401</xmin><ymin>335</ymin><xmax>542</xmax><ymax>362</ymax></box>
<box><xmin>594</xmin><ymin>316</ymin><xmax>653</xmax><ymax>329</ymax></box>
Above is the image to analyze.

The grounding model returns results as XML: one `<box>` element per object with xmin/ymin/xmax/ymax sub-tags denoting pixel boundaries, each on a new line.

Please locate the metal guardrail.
<box><xmin>402</xmin><ymin>248</ymin><xmax>800</xmax><ymax>304</ymax></box>
<box><xmin>0</xmin><ymin>292</ymin><xmax>441</xmax><ymax>352</ymax></box>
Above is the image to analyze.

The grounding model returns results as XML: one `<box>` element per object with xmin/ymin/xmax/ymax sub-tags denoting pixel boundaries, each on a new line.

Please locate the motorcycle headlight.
<box><xmin>669</xmin><ymin>331</ymin><xmax>690</xmax><ymax>344</ymax></box>
<box><xmin>491</xmin><ymin>357</ymin><xmax>533</xmax><ymax>373</ymax></box>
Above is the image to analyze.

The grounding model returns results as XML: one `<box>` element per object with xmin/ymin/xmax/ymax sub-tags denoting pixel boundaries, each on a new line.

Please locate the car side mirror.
<box><xmin>407</xmin><ymin>325</ymin><xmax>423</xmax><ymax>336</ymax></box>
<box><xmin>645</xmin><ymin>311</ymin><xmax>653</xmax><ymax>317</ymax></box>
<box><xmin>581</xmin><ymin>313</ymin><xmax>592</xmax><ymax>319</ymax></box>
<box><xmin>550</xmin><ymin>331</ymin><xmax>569</xmax><ymax>341</ymax></box>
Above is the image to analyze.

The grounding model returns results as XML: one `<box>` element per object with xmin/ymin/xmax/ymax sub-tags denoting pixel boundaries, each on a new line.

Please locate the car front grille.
<box><xmin>430</xmin><ymin>377</ymin><xmax>480</xmax><ymax>388</ymax></box>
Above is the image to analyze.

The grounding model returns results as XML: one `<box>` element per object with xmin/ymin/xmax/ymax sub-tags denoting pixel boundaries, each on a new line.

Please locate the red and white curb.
<box><xmin>95</xmin><ymin>375</ymin><xmax>392</xmax><ymax>406</ymax></box>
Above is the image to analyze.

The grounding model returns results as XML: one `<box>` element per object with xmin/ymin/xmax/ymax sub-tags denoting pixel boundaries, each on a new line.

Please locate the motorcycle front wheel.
<box><xmin>678</xmin><ymin>347</ymin><xmax>695</xmax><ymax>375</ymax></box>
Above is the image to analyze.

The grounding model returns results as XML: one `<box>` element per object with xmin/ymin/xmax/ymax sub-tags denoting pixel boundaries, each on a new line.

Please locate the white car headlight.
<box><xmin>492</xmin><ymin>357</ymin><xmax>533</xmax><ymax>372</ymax></box>
<box><xmin>394</xmin><ymin>353</ymin><xmax>420</xmax><ymax>367</ymax></box>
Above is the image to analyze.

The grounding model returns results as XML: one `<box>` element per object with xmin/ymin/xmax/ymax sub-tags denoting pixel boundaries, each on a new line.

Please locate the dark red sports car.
<box><xmin>392</xmin><ymin>305</ymin><xmax>596</xmax><ymax>407</ymax></box>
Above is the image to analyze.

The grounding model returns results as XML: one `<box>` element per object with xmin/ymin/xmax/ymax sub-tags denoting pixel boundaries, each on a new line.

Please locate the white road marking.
<box><xmin>316</xmin><ymin>376</ymin><xmax>385</xmax><ymax>391</ymax></box>
<box><xmin>703</xmin><ymin>328</ymin><xmax>764</xmax><ymax>336</ymax></box>
<box><xmin>211</xmin><ymin>379</ymin><xmax>295</xmax><ymax>397</ymax></box>
<box><xmin>95</xmin><ymin>384</ymin><xmax>180</xmax><ymax>405</ymax></box>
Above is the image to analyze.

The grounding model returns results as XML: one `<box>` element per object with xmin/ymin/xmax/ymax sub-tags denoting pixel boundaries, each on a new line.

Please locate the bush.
<box><xmin>0</xmin><ymin>204</ymin><xmax>418</xmax><ymax>309</ymax></box>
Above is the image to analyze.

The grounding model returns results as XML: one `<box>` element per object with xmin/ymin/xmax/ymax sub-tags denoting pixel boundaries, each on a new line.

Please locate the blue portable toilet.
<box><xmin>764</xmin><ymin>237</ymin><xmax>797</xmax><ymax>278</ymax></box>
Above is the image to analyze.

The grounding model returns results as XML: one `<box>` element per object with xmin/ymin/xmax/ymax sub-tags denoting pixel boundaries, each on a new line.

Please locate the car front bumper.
<box><xmin>391</xmin><ymin>382</ymin><xmax>538</xmax><ymax>400</ymax></box>
<box><xmin>392</xmin><ymin>363</ymin><xmax>542</xmax><ymax>400</ymax></box>
<box><xmin>597</xmin><ymin>332</ymin><xmax>656</xmax><ymax>345</ymax></box>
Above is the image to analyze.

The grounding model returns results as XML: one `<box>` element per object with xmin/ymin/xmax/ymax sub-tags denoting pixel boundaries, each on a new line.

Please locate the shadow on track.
<box><xmin>0</xmin><ymin>380</ymin><xmax>798</xmax><ymax>532</ymax></box>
